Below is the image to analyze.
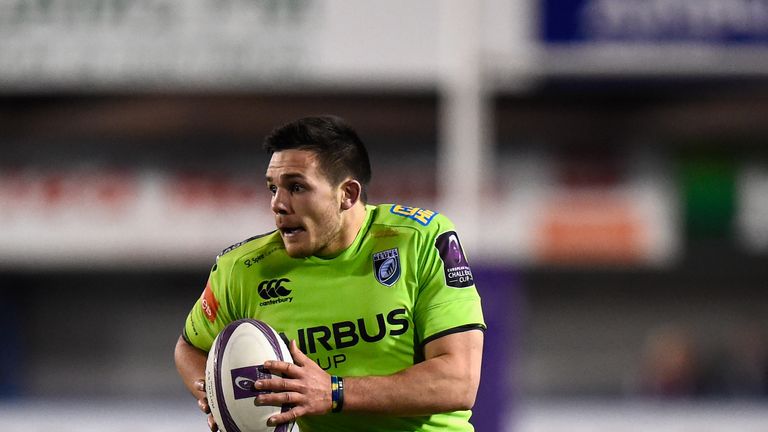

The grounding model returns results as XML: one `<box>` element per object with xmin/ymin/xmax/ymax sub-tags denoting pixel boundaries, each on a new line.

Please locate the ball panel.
<box><xmin>213</xmin><ymin>319</ymin><xmax>245</xmax><ymax>432</ymax></box>
<box><xmin>205</xmin><ymin>319</ymin><xmax>296</xmax><ymax>432</ymax></box>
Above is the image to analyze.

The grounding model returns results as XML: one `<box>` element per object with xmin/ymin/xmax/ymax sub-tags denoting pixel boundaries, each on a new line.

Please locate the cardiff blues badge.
<box><xmin>373</xmin><ymin>248</ymin><xmax>401</xmax><ymax>286</ymax></box>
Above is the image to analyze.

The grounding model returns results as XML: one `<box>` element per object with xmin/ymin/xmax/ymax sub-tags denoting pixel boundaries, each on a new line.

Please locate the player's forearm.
<box><xmin>343</xmin><ymin>352</ymin><xmax>480</xmax><ymax>416</ymax></box>
<box><xmin>174</xmin><ymin>335</ymin><xmax>209</xmax><ymax>397</ymax></box>
<box><xmin>341</xmin><ymin>330</ymin><xmax>483</xmax><ymax>416</ymax></box>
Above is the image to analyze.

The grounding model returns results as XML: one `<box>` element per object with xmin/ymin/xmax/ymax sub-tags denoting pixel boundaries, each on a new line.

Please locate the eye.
<box><xmin>291</xmin><ymin>183</ymin><xmax>305</xmax><ymax>193</ymax></box>
<box><xmin>268</xmin><ymin>184</ymin><xmax>277</xmax><ymax>195</ymax></box>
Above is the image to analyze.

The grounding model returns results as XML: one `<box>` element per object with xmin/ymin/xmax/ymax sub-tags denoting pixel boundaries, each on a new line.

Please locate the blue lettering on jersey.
<box><xmin>389</xmin><ymin>205</ymin><xmax>438</xmax><ymax>226</ymax></box>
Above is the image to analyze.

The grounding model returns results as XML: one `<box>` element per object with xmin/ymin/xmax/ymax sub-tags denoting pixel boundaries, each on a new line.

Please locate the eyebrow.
<box><xmin>265</xmin><ymin>172</ymin><xmax>307</xmax><ymax>182</ymax></box>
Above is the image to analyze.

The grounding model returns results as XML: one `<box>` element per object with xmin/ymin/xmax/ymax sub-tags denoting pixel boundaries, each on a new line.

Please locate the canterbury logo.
<box><xmin>258</xmin><ymin>278</ymin><xmax>292</xmax><ymax>299</ymax></box>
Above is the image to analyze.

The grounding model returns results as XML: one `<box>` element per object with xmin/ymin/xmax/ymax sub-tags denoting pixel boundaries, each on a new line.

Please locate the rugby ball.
<box><xmin>205</xmin><ymin>319</ymin><xmax>296</xmax><ymax>432</ymax></box>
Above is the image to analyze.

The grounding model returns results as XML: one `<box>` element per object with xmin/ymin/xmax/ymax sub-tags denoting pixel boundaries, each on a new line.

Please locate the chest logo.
<box><xmin>258</xmin><ymin>278</ymin><xmax>292</xmax><ymax>299</ymax></box>
<box><xmin>373</xmin><ymin>248</ymin><xmax>401</xmax><ymax>287</ymax></box>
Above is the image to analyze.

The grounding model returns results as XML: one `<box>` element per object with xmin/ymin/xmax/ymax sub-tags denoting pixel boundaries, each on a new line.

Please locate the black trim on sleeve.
<box><xmin>219</xmin><ymin>230</ymin><xmax>276</xmax><ymax>256</ymax></box>
<box><xmin>420</xmin><ymin>323</ymin><xmax>487</xmax><ymax>350</ymax></box>
<box><xmin>181</xmin><ymin>327</ymin><xmax>193</xmax><ymax>346</ymax></box>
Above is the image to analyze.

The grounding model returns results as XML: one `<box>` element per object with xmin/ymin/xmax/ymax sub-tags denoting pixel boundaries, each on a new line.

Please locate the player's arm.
<box><xmin>344</xmin><ymin>328</ymin><xmax>484</xmax><ymax>414</ymax></box>
<box><xmin>174</xmin><ymin>335</ymin><xmax>218</xmax><ymax>431</ymax></box>
<box><xmin>174</xmin><ymin>335</ymin><xmax>207</xmax><ymax>399</ymax></box>
<box><xmin>175</xmin><ymin>245</ymin><xmax>246</xmax><ymax>431</ymax></box>
<box><xmin>257</xmin><ymin>328</ymin><xmax>484</xmax><ymax>425</ymax></box>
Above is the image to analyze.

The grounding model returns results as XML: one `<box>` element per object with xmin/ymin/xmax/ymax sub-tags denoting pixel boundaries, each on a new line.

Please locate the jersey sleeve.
<box><xmin>183</xmin><ymin>256</ymin><xmax>239</xmax><ymax>352</ymax></box>
<box><xmin>413</xmin><ymin>214</ymin><xmax>486</xmax><ymax>347</ymax></box>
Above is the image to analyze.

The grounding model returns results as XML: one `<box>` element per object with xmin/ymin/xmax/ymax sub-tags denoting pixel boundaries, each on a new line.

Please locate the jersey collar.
<box><xmin>305</xmin><ymin>204</ymin><xmax>375</xmax><ymax>264</ymax></box>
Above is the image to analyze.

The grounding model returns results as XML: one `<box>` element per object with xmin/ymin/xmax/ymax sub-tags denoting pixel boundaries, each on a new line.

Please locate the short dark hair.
<box><xmin>263</xmin><ymin>116</ymin><xmax>372</xmax><ymax>202</ymax></box>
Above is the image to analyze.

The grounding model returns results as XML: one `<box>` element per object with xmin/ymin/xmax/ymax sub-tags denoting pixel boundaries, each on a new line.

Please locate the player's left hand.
<box><xmin>256</xmin><ymin>339</ymin><xmax>333</xmax><ymax>426</ymax></box>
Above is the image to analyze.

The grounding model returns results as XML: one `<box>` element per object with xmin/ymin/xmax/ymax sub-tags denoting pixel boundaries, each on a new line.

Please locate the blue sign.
<box><xmin>543</xmin><ymin>0</ymin><xmax>768</xmax><ymax>44</ymax></box>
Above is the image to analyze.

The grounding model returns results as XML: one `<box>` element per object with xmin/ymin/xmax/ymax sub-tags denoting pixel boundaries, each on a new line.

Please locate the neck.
<box><xmin>318</xmin><ymin>202</ymin><xmax>368</xmax><ymax>258</ymax></box>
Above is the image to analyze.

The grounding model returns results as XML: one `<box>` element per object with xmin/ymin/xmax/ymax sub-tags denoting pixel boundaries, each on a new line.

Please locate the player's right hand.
<box><xmin>195</xmin><ymin>379</ymin><xmax>219</xmax><ymax>432</ymax></box>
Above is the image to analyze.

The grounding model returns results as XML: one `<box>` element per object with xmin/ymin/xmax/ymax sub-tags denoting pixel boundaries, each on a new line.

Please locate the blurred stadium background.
<box><xmin>2</xmin><ymin>1</ymin><xmax>768</xmax><ymax>431</ymax></box>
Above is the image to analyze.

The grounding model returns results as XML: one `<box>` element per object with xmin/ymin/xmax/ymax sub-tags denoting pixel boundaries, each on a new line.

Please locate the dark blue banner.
<box><xmin>543</xmin><ymin>0</ymin><xmax>768</xmax><ymax>44</ymax></box>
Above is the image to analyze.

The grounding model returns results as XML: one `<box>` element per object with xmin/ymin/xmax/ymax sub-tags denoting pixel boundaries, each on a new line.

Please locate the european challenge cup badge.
<box><xmin>373</xmin><ymin>248</ymin><xmax>401</xmax><ymax>287</ymax></box>
<box><xmin>435</xmin><ymin>231</ymin><xmax>474</xmax><ymax>288</ymax></box>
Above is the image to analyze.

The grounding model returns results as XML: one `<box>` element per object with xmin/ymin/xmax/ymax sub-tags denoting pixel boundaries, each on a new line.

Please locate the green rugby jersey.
<box><xmin>184</xmin><ymin>204</ymin><xmax>486</xmax><ymax>432</ymax></box>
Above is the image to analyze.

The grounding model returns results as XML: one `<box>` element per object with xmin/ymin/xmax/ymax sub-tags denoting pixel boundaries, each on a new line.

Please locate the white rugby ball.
<box><xmin>205</xmin><ymin>319</ymin><xmax>296</xmax><ymax>432</ymax></box>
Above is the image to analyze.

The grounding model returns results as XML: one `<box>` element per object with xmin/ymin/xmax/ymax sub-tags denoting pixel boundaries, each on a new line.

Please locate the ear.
<box><xmin>339</xmin><ymin>179</ymin><xmax>362</xmax><ymax>210</ymax></box>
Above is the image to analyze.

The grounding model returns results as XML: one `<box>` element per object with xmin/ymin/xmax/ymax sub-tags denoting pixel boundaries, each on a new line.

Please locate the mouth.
<box><xmin>279</xmin><ymin>226</ymin><xmax>306</xmax><ymax>239</ymax></box>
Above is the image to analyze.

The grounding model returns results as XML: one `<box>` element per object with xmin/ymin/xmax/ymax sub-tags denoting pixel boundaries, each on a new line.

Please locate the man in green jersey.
<box><xmin>174</xmin><ymin>116</ymin><xmax>485</xmax><ymax>432</ymax></box>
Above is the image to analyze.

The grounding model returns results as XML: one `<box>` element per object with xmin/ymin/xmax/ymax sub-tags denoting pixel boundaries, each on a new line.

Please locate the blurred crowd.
<box><xmin>636</xmin><ymin>322</ymin><xmax>768</xmax><ymax>399</ymax></box>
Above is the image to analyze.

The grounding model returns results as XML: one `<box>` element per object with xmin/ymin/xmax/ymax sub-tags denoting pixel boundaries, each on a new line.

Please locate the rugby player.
<box><xmin>174</xmin><ymin>116</ymin><xmax>485</xmax><ymax>431</ymax></box>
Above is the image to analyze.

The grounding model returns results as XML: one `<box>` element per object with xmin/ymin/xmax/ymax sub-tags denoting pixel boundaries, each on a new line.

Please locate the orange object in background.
<box><xmin>536</xmin><ymin>196</ymin><xmax>644</xmax><ymax>265</ymax></box>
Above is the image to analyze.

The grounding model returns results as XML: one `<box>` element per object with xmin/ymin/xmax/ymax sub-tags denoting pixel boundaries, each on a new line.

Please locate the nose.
<box><xmin>271</xmin><ymin>188</ymin><xmax>291</xmax><ymax>215</ymax></box>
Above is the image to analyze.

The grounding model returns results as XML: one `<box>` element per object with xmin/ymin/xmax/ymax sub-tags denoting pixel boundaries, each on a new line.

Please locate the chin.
<box><xmin>284</xmin><ymin>244</ymin><xmax>311</xmax><ymax>258</ymax></box>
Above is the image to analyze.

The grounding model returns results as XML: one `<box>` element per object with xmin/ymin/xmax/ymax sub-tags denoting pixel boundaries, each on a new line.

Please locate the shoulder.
<box><xmin>371</xmin><ymin>203</ymin><xmax>455</xmax><ymax>234</ymax></box>
<box><xmin>213</xmin><ymin>230</ymin><xmax>283</xmax><ymax>270</ymax></box>
<box><xmin>369</xmin><ymin>204</ymin><xmax>468</xmax><ymax>263</ymax></box>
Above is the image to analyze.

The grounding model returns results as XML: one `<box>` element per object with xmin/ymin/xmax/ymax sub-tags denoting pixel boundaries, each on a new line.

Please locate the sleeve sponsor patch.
<box><xmin>200</xmin><ymin>279</ymin><xmax>220</xmax><ymax>323</ymax></box>
<box><xmin>390</xmin><ymin>205</ymin><xmax>438</xmax><ymax>226</ymax></box>
<box><xmin>435</xmin><ymin>231</ymin><xmax>474</xmax><ymax>288</ymax></box>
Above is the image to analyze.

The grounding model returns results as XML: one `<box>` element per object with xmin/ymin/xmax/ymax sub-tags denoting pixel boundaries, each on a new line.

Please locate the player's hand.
<box><xmin>194</xmin><ymin>379</ymin><xmax>219</xmax><ymax>432</ymax></box>
<box><xmin>256</xmin><ymin>339</ymin><xmax>333</xmax><ymax>426</ymax></box>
